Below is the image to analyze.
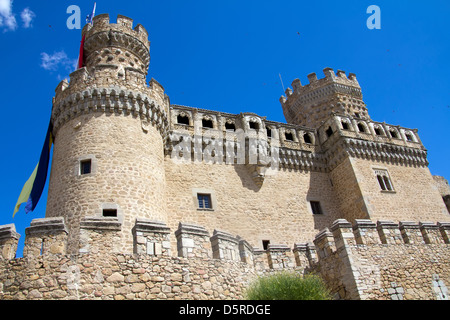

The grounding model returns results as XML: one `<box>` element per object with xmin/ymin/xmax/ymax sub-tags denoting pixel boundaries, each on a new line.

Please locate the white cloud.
<box><xmin>0</xmin><ymin>0</ymin><xmax>17</xmax><ymax>31</ymax></box>
<box><xmin>41</xmin><ymin>51</ymin><xmax>78</xmax><ymax>73</ymax></box>
<box><xmin>20</xmin><ymin>7</ymin><xmax>35</xmax><ymax>28</ymax></box>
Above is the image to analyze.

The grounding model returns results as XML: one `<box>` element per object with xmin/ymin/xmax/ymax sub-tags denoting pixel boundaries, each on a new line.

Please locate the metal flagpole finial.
<box><xmin>86</xmin><ymin>2</ymin><xmax>97</xmax><ymax>25</ymax></box>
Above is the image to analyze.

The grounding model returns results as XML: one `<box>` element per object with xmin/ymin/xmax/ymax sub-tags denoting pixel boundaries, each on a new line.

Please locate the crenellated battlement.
<box><xmin>1</xmin><ymin>217</ymin><xmax>448</xmax><ymax>300</ymax></box>
<box><xmin>283</xmin><ymin>68</ymin><xmax>361</xmax><ymax>99</ymax></box>
<box><xmin>82</xmin><ymin>14</ymin><xmax>150</xmax><ymax>72</ymax></box>
<box><xmin>51</xmin><ymin>14</ymin><xmax>170</xmax><ymax>139</ymax></box>
<box><xmin>280</xmin><ymin>68</ymin><xmax>368</xmax><ymax>128</ymax></box>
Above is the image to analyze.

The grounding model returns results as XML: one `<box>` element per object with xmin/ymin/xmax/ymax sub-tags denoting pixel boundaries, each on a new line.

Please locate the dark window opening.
<box><xmin>383</xmin><ymin>176</ymin><xmax>393</xmax><ymax>191</ymax></box>
<box><xmin>285</xmin><ymin>132</ymin><xmax>294</xmax><ymax>141</ymax></box>
<box><xmin>80</xmin><ymin>159</ymin><xmax>92</xmax><ymax>175</ymax></box>
<box><xmin>262</xmin><ymin>240</ymin><xmax>270</xmax><ymax>250</ymax></box>
<box><xmin>197</xmin><ymin>194</ymin><xmax>212</xmax><ymax>209</ymax></box>
<box><xmin>310</xmin><ymin>201</ymin><xmax>323</xmax><ymax>215</ymax></box>
<box><xmin>405</xmin><ymin>133</ymin><xmax>413</xmax><ymax>141</ymax></box>
<box><xmin>390</xmin><ymin>130</ymin><xmax>399</xmax><ymax>139</ymax></box>
<box><xmin>357</xmin><ymin>123</ymin><xmax>366</xmax><ymax>133</ymax></box>
<box><xmin>354</xmin><ymin>112</ymin><xmax>360</xmax><ymax>118</ymax></box>
<box><xmin>377</xmin><ymin>175</ymin><xmax>386</xmax><ymax>191</ymax></box>
<box><xmin>341</xmin><ymin>122</ymin><xmax>349</xmax><ymax>130</ymax></box>
<box><xmin>374</xmin><ymin>127</ymin><xmax>382</xmax><ymax>136</ymax></box>
<box><xmin>249</xmin><ymin>121</ymin><xmax>259</xmax><ymax>130</ymax></box>
<box><xmin>304</xmin><ymin>133</ymin><xmax>312</xmax><ymax>144</ymax></box>
<box><xmin>266</xmin><ymin>128</ymin><xmax>272</xmax><ymax>138</ymax></box>
<box><xmin>225</xmin><ymin>122</ymin><xmax>235</xmax><ymax>131</ymax></box>
<box><xmin>202</xmin><ymin>119</ymin><xmax>213</xmax><ymax>128</ymax></box>
<box><xmin>177</xmin><ymin>115</ymin><xmax>190</xmax><ymax>125</ymax></box>
<box><xmin>377</xmin><ymin>174</ymin><xmax>393</xmax><ymax>191</ymax></box>
<box><xmin>326</xmin><ymin>126</ymin><xmax>333</xmax><ymax>137</ymax></box>
<box><xmin>103</xmin><ymin>209</ymin><xmax>117</xmax><ymax>217</ymax></box>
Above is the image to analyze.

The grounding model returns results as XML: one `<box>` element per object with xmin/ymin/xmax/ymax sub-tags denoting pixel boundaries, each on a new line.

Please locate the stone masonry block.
<box><xmin>0</xmin><ymin>224</ymin><xmax>20</xmax><ymax>260</ymax></box>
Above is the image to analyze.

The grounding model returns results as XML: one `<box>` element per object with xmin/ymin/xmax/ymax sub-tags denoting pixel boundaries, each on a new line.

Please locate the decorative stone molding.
<box><xmin>51</xmin><ymin>86</ymin><xmax>169</xmax><ymax>138</ymax></box>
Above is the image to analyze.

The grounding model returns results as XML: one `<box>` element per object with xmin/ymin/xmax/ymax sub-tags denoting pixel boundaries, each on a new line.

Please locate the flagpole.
<box><xmin>77</xmin><ymin>3</ymin><xmax>97</xmax><ymax>71</ymax></box>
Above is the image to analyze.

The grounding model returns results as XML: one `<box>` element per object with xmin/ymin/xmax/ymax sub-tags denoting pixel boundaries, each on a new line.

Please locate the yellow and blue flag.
<box><xmin>13</xmin><ymin>122</ymin><xmax>53</xmax><ymax>217</ymax></box>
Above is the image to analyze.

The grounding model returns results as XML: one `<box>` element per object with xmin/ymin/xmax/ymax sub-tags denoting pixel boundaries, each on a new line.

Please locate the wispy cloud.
<box><xmin>20</xmin><ymin>7</ymin><xmax>35</xmax><ymax>28</ymax></box>
<box><xmin>0</xmin><ymin>0</ymin><xmax>17</xmax><ymax>31</ymax></box>
<box><xmin>41</xmin><ymin>51</ymin><xmax>78</xmax><ymax>74</ymax></box>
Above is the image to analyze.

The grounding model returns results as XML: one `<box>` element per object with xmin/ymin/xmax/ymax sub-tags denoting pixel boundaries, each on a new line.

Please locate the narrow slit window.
<box><xmin>375</xmin><ymin>169</ymin><xmax>394</xmax><ymax>192</ymax></box>
<box><xmin>377</xmin><ymin>175</ymin><xmax>386</xmax><ymax>191</ymax></box>
<box><xmin>262</xmin><ymin>240</ymin><xmax>270</xmax><ymax>250</ymax></box>
<box><xmin>266</xmin><ymin>128</ymin><xmax>272</xmax><ymax>138</ymax></box>
<box><xmin>197</xmin><ymin>194</ymin><xmax>212</xmax><ymax>209</ymax></box>
<box><xmin>80</xmin><ymin>159</ymin><xmax>92</xmax><ymax>175</ymax></box>
<box><xmin>202</xmin><ymin>119</ymin><xmax>213</xmax><ymax>128</ymax></box>
<box><xmin>405</xmin><ymin>133</ymin><xmax>414</xmax><ymax>141</ymax></box>
<box><xmin>310</xmin><ymin>201</ymin><xmax>323</xmax><ymax>215</ymax></box>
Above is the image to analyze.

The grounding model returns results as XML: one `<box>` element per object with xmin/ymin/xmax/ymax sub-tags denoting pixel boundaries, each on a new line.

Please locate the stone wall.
<box><xmin>1</xmin><ymin>217</ymin><xmax>449</xmax><ymax>300</ymax></box>
<box><xmin>311</xmin><ymin>219</ymin><xmax>450</xmax><ymax>300</ymax></box>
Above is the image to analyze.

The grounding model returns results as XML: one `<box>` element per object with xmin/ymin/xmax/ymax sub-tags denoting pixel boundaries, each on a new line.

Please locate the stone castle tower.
<box><xmin>46</xmin><ymin>14</ymin><xmax>170</xmax><ymax>254</ymax></box>
<box><xmin>1</xmin><ymin>13</ymin><xmax>449</xmax><ymax>301</ymax></box>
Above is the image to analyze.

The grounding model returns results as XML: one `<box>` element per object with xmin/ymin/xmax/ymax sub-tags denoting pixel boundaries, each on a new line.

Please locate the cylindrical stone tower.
<box><xmin>46</xmin><ymin>14</ymin><xmax>169</xmax><ymax>254</ymax></box>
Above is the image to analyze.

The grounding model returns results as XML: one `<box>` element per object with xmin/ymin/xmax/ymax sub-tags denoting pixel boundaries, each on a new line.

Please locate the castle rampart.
<box><xmin>1</xmin><ymin>217</ymin><xmax>448</xmax><ymax>300</ymax></box>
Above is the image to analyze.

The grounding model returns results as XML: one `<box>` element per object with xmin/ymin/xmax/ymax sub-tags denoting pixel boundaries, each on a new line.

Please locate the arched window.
<box><xmin>202</xmin><ymin>118</ymin><xmax>213</xmax><ymax>128</ymax></box>
<box><xmin>304</xmin><ymin>133</ymin><xmax>312</xmax><ymax>144</ymax></box>
<box><xmin>177</xmin><ymin>114</ymin><xmax>190</xmax><ymax>125</ymax></box>
<box><xmin>249</xmin><ymin>121</ymin><xmax>259</xmax><ymax>130</ymax></box>
<box><xmin>357</xmin><ymin>123</ymin><xmax>366</xmax><ymax>133</ymax></box>
<box><xmin>390</xmin><ymin>129</ymin><xmax>399</xmax><ymax>139</ymax></box>
<box><xmin>285</xmin><ymin>132</ymin><xmax>294</xmax><ymax>141</ymax></box>
<box><xmin>375</xmin><ymin>169</ymin><xmax>394</xmax><ymax>192</ymax></box>
<box><xmin>405</xmin><ymin>132</ymin><xmax>414</xmax><ymax>142</ymax></box>
<box><xmin>225</xmin><ymin>122</ymin><xmax>235</xmax><ymax>131</ymax></box>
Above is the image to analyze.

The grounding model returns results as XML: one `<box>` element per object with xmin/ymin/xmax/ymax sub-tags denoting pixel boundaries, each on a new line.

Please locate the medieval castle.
<box><xmin>1</xmin><ymin>14</ymin><xmax>449</xmax><ymax>300</ymax></box>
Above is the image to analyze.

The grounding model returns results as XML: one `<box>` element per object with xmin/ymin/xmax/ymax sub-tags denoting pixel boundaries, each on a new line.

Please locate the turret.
<box><xmin>280</xmin><ymin>68</ymin><xmax>367</xmax><ymax>128</ymax></box>
<box><xmin>46</xmin><ymin>14</ymin><xmax>169</xmax><ymax>254</ymax></box>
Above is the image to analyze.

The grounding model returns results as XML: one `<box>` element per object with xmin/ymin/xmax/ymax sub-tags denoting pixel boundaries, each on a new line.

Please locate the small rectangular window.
<box><xmin>80</xmin><ymin>159</ymin><xmax>92</xmax><ymax>175</ymax></box>
<box><xmin>103</xmin><ymin>209</ymin><xmax>117</xmax><ymax>217</ymax></box>
<box><xmin>197</xmin><ymin>194</ymin><xmax>212</xmax><ymax>209</ymax></box>
<box><xmin>310</xmin><ymin>201</ymin><xmax>323</xmax><ymax>215</ymax></box>
<box><xmin>262</xmin><ymin>240</ymin><xmax>270</xmax><ymax>250</ymax></box>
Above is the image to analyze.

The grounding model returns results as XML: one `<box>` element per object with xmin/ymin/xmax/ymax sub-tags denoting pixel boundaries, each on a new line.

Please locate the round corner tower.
<box><xmin>46</xmin><ymin>14</ymin><xmax>169</xmax><ymax>254</ymax></box>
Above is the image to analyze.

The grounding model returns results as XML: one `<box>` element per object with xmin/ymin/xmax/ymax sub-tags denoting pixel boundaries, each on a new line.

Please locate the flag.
<box><xmin>77</xmin><ymin>34</ymin><xmax>86</xmax><ymax>69</ymax></box>
<box><xmin>77</xmin><ymin>3</ymin><xmax>96</xmax><ymax>69</ymax></box>
<box><xmin>86</xmin><ymin>2</ymin><xmax>96</xmax><ymax>25</ymax></box>
<box><xmin>13</xmin><ymin>122</ymin><xmax>53</xmax><ymax>217</ymax></box>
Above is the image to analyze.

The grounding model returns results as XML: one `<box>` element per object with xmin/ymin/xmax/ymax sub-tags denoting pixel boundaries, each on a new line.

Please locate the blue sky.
<box><xmin>1</xmin><ymin>0</ymin><xmax>449</xmax><ymax>257</ymax></box>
